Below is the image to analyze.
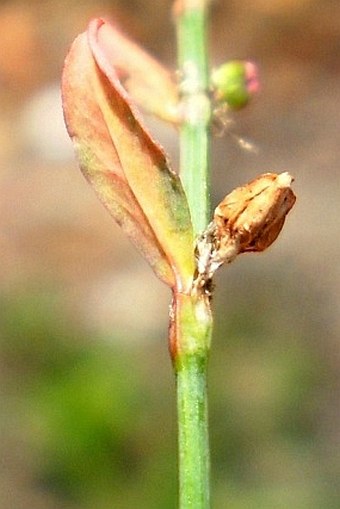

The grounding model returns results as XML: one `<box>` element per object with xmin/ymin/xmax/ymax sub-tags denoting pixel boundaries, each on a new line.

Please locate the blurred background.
<box><xmin>0</xmin><ymin>0</ymin><xmax>339</xmax><ymax>508</ymax></box>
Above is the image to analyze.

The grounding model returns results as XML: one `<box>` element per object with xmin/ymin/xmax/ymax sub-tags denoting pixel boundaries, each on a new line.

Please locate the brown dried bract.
<box><xmin>193</xmin><ymin>172</ymin><xmax>296</xmax><ymax>296</ymax></box>
<box><xmin>214</xmin><ymin>172</ymin><xmax>296</xmax><ymax>255</ymax></box>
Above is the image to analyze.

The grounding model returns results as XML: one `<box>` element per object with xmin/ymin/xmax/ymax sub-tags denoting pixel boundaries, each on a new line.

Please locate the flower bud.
<box><xmin>211</xmin><ymin>61</ymin><xmax>260</xmax><ymax>110</ymax></box>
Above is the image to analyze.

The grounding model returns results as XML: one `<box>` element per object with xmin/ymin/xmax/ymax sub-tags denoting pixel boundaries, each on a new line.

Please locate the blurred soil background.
<box><xmin>0</xmin><ymin>0</ymin><xmax>339</xmax><ymax>508</ymax></box>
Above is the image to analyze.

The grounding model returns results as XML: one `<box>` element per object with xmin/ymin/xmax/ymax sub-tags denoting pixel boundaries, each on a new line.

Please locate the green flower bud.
<box><xmin>211</xmin><ymin>61</ymin><xmax>259</xmax><ymax>110</ymax></box>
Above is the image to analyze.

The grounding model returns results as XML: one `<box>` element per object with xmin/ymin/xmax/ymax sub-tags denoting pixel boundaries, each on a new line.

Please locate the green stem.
<box><xmin>175</xmin><ymin>0</ymin><xmax>211</xmax><ymax>235</ymax></box>
<box><xmin>170</xmin><ymin>293</ymin><xmax>212</xmax><ymax>509</ymax></box>
<box><xmin>177</xmin><ymin>353</ymin><xmax>210</xmax><ymax>508</ymax></box>
<box><xmin>173</xmin><ymin>2</ymin><xmax>212</xmax><ymax>507</ymax></box>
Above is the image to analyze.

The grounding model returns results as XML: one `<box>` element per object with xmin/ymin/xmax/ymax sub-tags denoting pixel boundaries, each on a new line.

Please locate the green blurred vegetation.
<box><xmin>1</xmin><ymin>272</ymin><xmax>338</xmax><ymax>509</ymax></box>
<box><xmin>1</xmin><ymin>291</ymin><xmax>176</xmax><ymax>508</ymax></box>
